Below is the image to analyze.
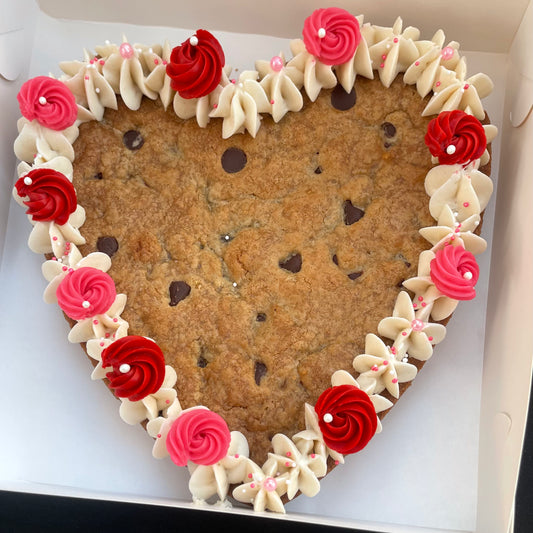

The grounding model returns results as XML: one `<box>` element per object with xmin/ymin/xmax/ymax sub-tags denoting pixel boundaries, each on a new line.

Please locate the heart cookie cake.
<box><xmin>12</xmin><ymin>8</ymin><xmax>496</xmax><ymax>513</ymax></box>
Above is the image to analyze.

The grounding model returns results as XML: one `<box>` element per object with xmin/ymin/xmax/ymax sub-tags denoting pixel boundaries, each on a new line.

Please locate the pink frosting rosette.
<box><xmin>430</xmin><ymin>245</ymin><xmax>479</xmax><ymax>300</ymax></box>
<box><xmin>56</xmin><ymin>266</ymin><xmax>117</xmax><ymax>320</ymax></box>
<box><xmin>17</xmin><ymin>76</ymin><xmax>78</xmax><ymax>131</ymax></box>
<box><xmin>166</xmin><ymin>408</ymin><xmax>231</xmax><ymax>466</ymax></box>
<box><xmin>302</xmin><ymin>7</ymin><xmax>361</xmax><ymax>66</ymax></box>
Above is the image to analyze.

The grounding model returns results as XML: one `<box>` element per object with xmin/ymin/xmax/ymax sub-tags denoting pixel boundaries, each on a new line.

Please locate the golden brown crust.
<box><xmin>72</xmin><ymin>76</ymin><xmax>438</xmax><ymax>464</ymax></box>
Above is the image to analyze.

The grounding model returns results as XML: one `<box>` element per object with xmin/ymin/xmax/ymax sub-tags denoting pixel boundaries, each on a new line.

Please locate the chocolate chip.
<box><xmin>381</xmin><ymin>122</ymin><xmax>397</xmax><ymax>138</ymax></box>
<box><xmin>384</xmin><ymin>142</ymin><xmax>392</xmax><ymax>149</ymax></box>
<box><xmin>314</xmin><ymin>166</ymin><xmax>323</xmax><ymax>175</ymax></box>
<box><xmin>96</xmin><ymin>236</ymin><xmax>119</xmax><ymax>257</ymax></box>
<box><xmin>123</xmin><ymin>130</ymin><xmax>144</xmax><ymax>151</ymax></box>
<box><xmin>256</xmin><ymin>313</ymin><xmax>267</xmax><ymax>322</ymax></box>
<box><xmin>279</xmin><ymin>253</ymin><xmax>302</xmax><ymax>273</ymax></box>
<box><xmin>332</xmin><ymin>254</ymin><xmax>339</xmax><ymax>266</ymax></box>
<box><xmin>169</xmin><ymin>281</ymin><xmax>191</xmax><ymax>306</ymax></box>
<box><xmin>254</xmin><ymin>361</ymin><xmax>267</xmax><ymax>385</ymax></box>
<box><xmin>331</xmin><ymin>85</ymin><xmax>356</xmax><ymax>111</ymax></box>
<box><xmin>197</xmin><ymin>356</ymin><xmax>208</xmax><ymax>368</ymax></box>
<box><xmin>343</xmin><ymin>200</ymin><xmax>365</xmax><ymax>225</ymax></box>
<box><xmin>93</xmin><ymin>172</ymin><xmax>103</xmax><ymax>180</ymax></box>
<box><xmin>348</xmin><ymin>271</ymin><xmax>363</xmax><ymax>280</ymax></box>
<box><xmin>221</xmin><ymin>147</ymin><xmax>247</xmax><ymax>173</ymax></box>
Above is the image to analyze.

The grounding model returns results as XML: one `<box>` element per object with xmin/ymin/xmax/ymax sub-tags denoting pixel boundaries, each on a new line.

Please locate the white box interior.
<box><xmin>0</xmin><ymin>1</ymin><xmax>531</xmax><ymax>532</ymax></box>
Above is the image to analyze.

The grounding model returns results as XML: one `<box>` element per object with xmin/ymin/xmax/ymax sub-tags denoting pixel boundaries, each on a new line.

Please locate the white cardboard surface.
<box><xmin>0</xmin><ymin>2</ymin><xmax>518</xmax><ymax>532</ymax></box>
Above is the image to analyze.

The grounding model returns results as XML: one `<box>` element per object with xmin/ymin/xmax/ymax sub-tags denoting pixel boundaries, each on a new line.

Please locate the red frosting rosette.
<box><xmin>314</xmin><ymin>384</ymin><xmax>377</xmax><ymax>455</ymax></box>
<box><xmin>302</xmin><ymin>7</ymin><xmax>361</xmax><ymax>66</ymax></box>
<box><xmin>15</xmin><ymin>168</ymin><xmax>77</xmax><ymax>226</ymax></box>
<box><xmin>166</xmin><ymin>408</ymin><xmax>231</xmax><ymax>466</ymax></box>
<box><xmin>430</xmin><ymin>244</ymin><xmax>479</xmax><ymax>300</ymax></box>
<box><xmin>101</xmin><ymin>336</ymin><xmax>166</xmax><ymax>402</ymax></box>
<box><xmin>56</xmin><ymin>267</ymin><xmax>117</xmax><ymax>320</ymax></box>
<box><xmin>425</xmin><ymin>110</ymin><xmax>486</xmax><ymax>166</ymax></box>
<box><xmin>166</xmin><ymin>29</ymin><xmax>225</xmax><ymax>99</ymax></box>
<box><xmin>17</xmin><ymin>76</ymin><xmax>78</xmax><ymax>131</ymax></box>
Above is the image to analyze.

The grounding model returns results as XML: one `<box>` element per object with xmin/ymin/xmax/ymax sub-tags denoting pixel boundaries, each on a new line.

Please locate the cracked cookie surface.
<box><xmin>73</xmin><ymin>76</ymin><xmax>434</xmax><ymax>464</ymax></box>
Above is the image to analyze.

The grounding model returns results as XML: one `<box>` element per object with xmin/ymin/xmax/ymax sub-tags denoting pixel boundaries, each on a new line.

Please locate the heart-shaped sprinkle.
<box><xmin>169</xmin><ymin>280</ymin><xmax>191</xmax><ymax>306</ymax></box>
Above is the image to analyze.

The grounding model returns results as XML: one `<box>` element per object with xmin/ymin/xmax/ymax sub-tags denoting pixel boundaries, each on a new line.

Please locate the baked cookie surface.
<box><xmin>73</xmin><ymin>76</ymin><xmax>434</xmax><ymax>463</ymax></box>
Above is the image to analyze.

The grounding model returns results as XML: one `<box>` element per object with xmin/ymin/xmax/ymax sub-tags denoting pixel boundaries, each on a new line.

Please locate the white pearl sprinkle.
<box><xmin>82</xmin><ymin>300</ymin><xmax>91</xmax><ymax>308</ymax></box>
<box><xmin>232</xmin><ymin>282</ymin><xmax>238</xmax><ymax>287</ymax></box>
<box><xmin>318</xmin><ymin>28</ymin><xmax>326</xmax><ymax>38</ymax></box>
<box><xmin>95</xmin><ymin>88</ymin><xmax>100</xmax><ymax>94</ymax></box>
<box><xmin>190</xmin><ymin>35</ymin><xmax>199</xmax><ymax>46</ymax></box>
<box><xmin>119</xmin><ymin>363</ymin><xmax>131</xmax><ymax>373</ymax></box>
<box><xmin>105</xmin><ymin>40</ymin><xmax>110</xmax><ymax>45</ymax></box>
<box><xmin>23</xmin><ymin>177</ymin><xmax>33</xmax><ymax>186</ymax></box>
<box><xmin>224</xmin><ymin>235</ymin><xmax>230</xmax><ymax>241</ymax></box>
<box><xmin>323</xmin><ymin>413</ymin><xmax>333</xmax><ymax>423</ymax></box>
<box><xmin>463</xmin><ymin>271</ymin><xmax>473</xmax><ymax>280</ymax></box>
<box><xmin>446</xmin><ymin>144</ymin><xmax>456</xmax><ymax>155</ymax></box>
<box><xmin>38</xmin><ymin>96</ymin><xmax>47</xmax><ymax>105</ymax></box>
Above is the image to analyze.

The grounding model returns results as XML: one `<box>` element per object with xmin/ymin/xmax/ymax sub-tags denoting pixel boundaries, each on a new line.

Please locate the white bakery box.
<box><xmin>0</xmin><ymin>0</ymin><xmax>531</xmax><ymax>531</ymax></box>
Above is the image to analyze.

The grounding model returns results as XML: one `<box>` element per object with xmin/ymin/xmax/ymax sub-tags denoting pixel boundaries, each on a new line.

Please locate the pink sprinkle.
<box><xmin>311</xmin><ymin>454</ymin><xmax>316</xmax><ymax>459</ymax></box>
<box><xmin>52</xmin><ymin>236</ymin><xmax>58</xmax><ymax>241</ymax></box>
<box><xmin>380</xmin><ymin>63</ymin><xmax>385</xmax><ymax>69</ymax></box>
<box><xmin>52</xmin><ymin>257</ymin><xmax>58</xmax><ymax>261</ymax></box>
<box><xmin>89</xmin><ymin>59</ymin><xmax>95</xmax><ymax>65</ymax></box>
<box><xmin>213</xmin><ymin>103</ymin><xmax>218</xmax><ymax>109</ymax></box>
<box><xmin>335</xmin><ymin>460</ymin><xmax>339</xmax><ymax>465</ymax></box>
<box><xmin>428</xmin><ymin>336</ymin><xmax>434</xmax><ymax>342</ymax></box>
<box><xmin>154</xmin><ymin>58</ymin><xmax>159</xmax><ymax>65</ymax></box>
<box><xmin>393</xmin><ymin>37</ymin><xmax>399</xmax><ymax>43</ymax></box>
<box><xmin>391</xmin><ymin>347</ymin><xmax>396</xmax><ymax>354</ymax></box>
<box><xmin>234</xmin><ymin>454</ymin><xmax>239</xmax><ymax>458</ymax></box>
<box><xmin>382</xmin><ymin>360</ymin><xmax>389</xmax><ymax>366</ymax></box>
<box><xmin>248</xmin><ymin>473</ymin><xmax>253</xmax><ymax>479</ymax></box>
<box><xmin>165</xmin><ymin>399</ymin><xmax>170</xmax><ymax>404</ymax></box>
<box><xmin>371</xmin><ymin>365</ymin><xmax>379</xmax><ymax>372</ymax></box>
<box><xmin>99</xmin><ymin>342</ymin><xmax>105</xmax><ymax>347</ymax></box>
<box><xmin>68</xmin><ymin>268</ymin><xmax>74</xmax><ymax>273</ymax></box>
<box><xmin>421</xmin><ymin>302</ymin><xmax>427</xmax><ymax>307</ymax></box>
<box><xmin>402</xmin><ymin>331</ymin><xmax>407</xmax><ymax>336</ymax></box>
<box><xmin>250</xmin><ymin>483</ymin><xmax>255</xmax><ymax>489</ymax></box>
<box><xmin>286</xmin><ymin>452</ymin><xmax>291</xmax><ymax>457</ymax></box>
<box><xmin>113</xmin><ymin>333</ymin><xmax>116</xmax><ymax>338</ymax></box>
<box><xmin>436</xmin><ymin>81</ymin><xmax>441</xmax><ymax>87</ymax></box>
<box><xmin>413</xmin><ymin>303</ymin><xmax>418</xmax><ymax>308</ymax></box>
<box><xmin>113</xmin><ymin>318</ymin><xmax>118</xmax><ymax>323</ymax></box>
<box><xmin>270</xmin><ymin>55</ymin><xmax>284</xmax><ymax>72</ymax></box>
<box><xmin>418</xmin><ymin>296</ymin><xmax>424</xmax><ymax>302</ymax></box>
<box><xmin>441</xmin><ymin>46</ymin><xmax>455</xmax><ymax>61</ymax></box>
<box><xmin>415</xmin><ymin>61</ymin><xmax>420</xmax><ymax>66</ymax></box>
<box><xmin>381</xmin><ymin>54</ymin><xmax>387</xmax><ymax>60</ymax></box>
<box><xmin>231</xmin><ymin>79</ymin><xmax>236</xmax><ymax>84</ymax></box>
<box><xmin>119</xmin><ymin>42</ymin><xmax>134</xmax><ymax>59</ymax></box>
<box><xmin>392</xmin><ymin>378</ymin><xmax>399</xmax><ymax>384</ymax></box>
<box><xmin>162</xmin><ymin>60</ymin><xmax>168</xmax><ymax>66</ymax></box>
<box><xmin>99</xmin><ymin>59</ymin><xmax>105</xmax><ymax>65</ymax></box>
<box><xmin>463</xmin><ymin>202</ymin><xmax>470</xmax><ymax>207</ymax></box>
<box><xmin>263</xmin><ymin>477</ymin><xmax>277</xmax><ymax>492</ymax></box>
<box><xmin>62</xmin><ymin>266</ymin><xmax>68</xmax><ymax>271</ymax></box>
<box><xmin>85</xmin><ymin>76</ymin><xmax>89</xmax><ymax>80</ymax></box>
<box><xmin>451</xmin><ymin>235</ymin><xmax>456</xmax><ymax>241</ymax></box>
<box><xmin>105</xmin><ymin>333</ymin><xmax>110</xmax><ymax>338</ymax></box>
<box><xmin>270</xmin><ymin>99</ymin><xmax>275</xmax><ymax>105</ymax></box>
<box><xmin>411</xmin><ymin>319</ymin><xmax>424</xmax><ymax>332</ymax></box>
<box><xmin>93</xmin><ymin>319</ymin><xmax>99</xmax><ymax>325</ymax></box>
<box><xmin>464</xmin><ymin>84</ymin><xmax>470</xmax><ymax>90</ymax></box>
<box><xmin>285</xmin><ymin>461</ymin><xmax>292</xmax><ymax>467</ymax></box>
<box><xmin>157</xmin><ymin>434</ymin><xmax>161</xmax><ymax>438</ymax></box>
